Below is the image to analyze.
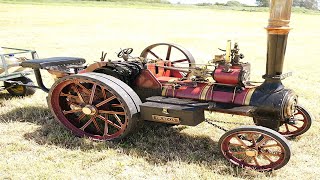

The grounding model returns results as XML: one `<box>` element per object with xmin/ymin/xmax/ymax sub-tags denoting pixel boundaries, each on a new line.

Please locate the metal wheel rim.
<box><xmin>50</xmin><ymin>77</ymin><xmax>129</xmax><ymax>140</ymax></box>
<box><xmin>220</xmin><ymin>130</ymin><xmax>288</xmax><ymax>171</ymax></box>
<box><xmin>279</xmin><ymin>106</ymin><xmax>310</xmax><ymax>137</ymax></box>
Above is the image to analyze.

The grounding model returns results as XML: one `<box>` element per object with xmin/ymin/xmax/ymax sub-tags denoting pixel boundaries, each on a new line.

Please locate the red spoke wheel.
<box><xmin>48</xmin><ymin>73</ymin><xmax>142</xmax><ymax>141</ymax></box>
<box><xmin>279</xmin><ymin>105</ymin><xmax>312</xmax><ymax>138</ymax></box>
<box><xmin>219</xmin><ymin>126</ymin><xmax>291</xmax><ymax>171</ymax></box>
<box><xmin>140</xmin><ymin>43</ymin><xmax>195</xmax><ymax>77</ymax></box>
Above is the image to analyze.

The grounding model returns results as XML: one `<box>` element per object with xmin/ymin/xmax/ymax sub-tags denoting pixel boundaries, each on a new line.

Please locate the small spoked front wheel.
<box><xmin>278</xmin><ymin>105</ymin><xmax>312</xmax><ymax>138</ymax></box>
<box><xmin>4</xmin><ymin>76</ymin><xmax>36</xmax><ymax>96</ymax></box>
<box><xmin>48</xmin><ymin>73</ymin><xmax>142</xmax><ymax>141</ymax></box>
<box><xmin>219</xmin><ymin>126</ymin><xmax>291</xmax><ymax>171</ymax></box>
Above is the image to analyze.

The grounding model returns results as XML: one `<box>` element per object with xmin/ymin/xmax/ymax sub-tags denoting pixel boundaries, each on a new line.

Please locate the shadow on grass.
<box><xmin>0</xmin><ymin>106</ymin><xmax>274</xmax><ymax>177</ymax></box>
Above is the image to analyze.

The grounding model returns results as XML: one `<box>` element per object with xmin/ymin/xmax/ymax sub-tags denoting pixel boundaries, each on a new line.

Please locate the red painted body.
<box><xmin>213</xmin><ymin>65</ymin><xmax>242</xmax><ymax>85</ymax></box>
<box><xmin>162</xmin><ymin>82</ymin><xmax>253</xmax><ymax>105</ymax></box>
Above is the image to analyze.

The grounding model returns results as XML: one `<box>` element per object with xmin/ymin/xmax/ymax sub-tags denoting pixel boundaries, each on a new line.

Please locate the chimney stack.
<box><xmin>263</xmin><ymin>0</ymin><xmax>293</xmax><ymax>89</ymax></box>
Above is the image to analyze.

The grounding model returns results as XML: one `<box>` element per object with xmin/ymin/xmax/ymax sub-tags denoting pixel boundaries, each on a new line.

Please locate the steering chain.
<box><xmin>204</xmin><ymin>118</ymin><xmax>251</xmax><ymax>132</ymax></box>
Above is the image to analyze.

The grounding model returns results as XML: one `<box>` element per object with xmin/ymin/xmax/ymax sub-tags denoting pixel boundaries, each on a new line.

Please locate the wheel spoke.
<box><xmin>101</xmin><ymin>87</ymin><xmax>107</xmax><ymax>99</ymax></box>
<box><xmin>171</xmin><ymin>59</ymin><xmax>188</xmax><ymax>64</ymax></box>
<box><xmin>230</xmin><ymin>151</ymin><xmax>246</xmax><ymax>155</ymax></box>
<box><xmin>260</xmin><ymin>144</ymin><xmax>279</xmax><ymax>148</ymax></box>
<box><xmin>75</xmin><ymin>82</ymin><xmax>91</xmax><ymax>95</ymax></box>
<box><xmin>255</xmin><ymin>136</ymin><xmax>268</xmax><ymax>148</ymax></box>
<box><xmin>77</xmin><ymin>113</ymin><xmax>86</xmax><ymax>122</ymax></box>
<box><xmin>288</xmin><ymin>123</ymin><xmax>299</xmax><ymax>129</ymax></box>
<box><xmin>95</xmin><ymin>96</ymin><xmax>116</xmax><ymax>107</ymax></box>
<box><xmin>63</xmin><ymin>109</ymin><xmax>81</xmax><ymax>115</ymax></box>
<box><xmin>92</xmin><ymin>117</ymin><xmax>102</xmax><ymax>133</ymax></box>
<box><xmin>111</xmin><ymin>104</ymin><xmax>124</xmax><ymax>108</ymax></box>
<box><xmin>80</xmin><ymin>117</ymin><xmax>94</xmax><ymax>131</ymax></box>
<box><xmin>72</xmin><ymin>85</ymin><xmax>85</xmax><ymax>104</ymax></box>
<box><xmin>242</xmin><ymin>155</ymin><xmax>250</xmax><ymax>163</ymax></box>
<box><xmin>253</xmin><ymin>157</ymin><xmax>260</xmax><ymax>166</ymax></box>
<box><xmin>261</xmin><ymin>152</ymin><xmax>282</xmax><ymax>157</ymax></box>
<box><xmin>97</xmin><ymin>115</ymin><xmax>122</xmax><ymax>130</ymax></box>
<box><xmin>166</xmin><ymin>45</ymin><xmax>172</xmax><ymax>60</ymax></box>
<box><xmin>99</xmin><ymin>110</ymin><xmax>125</xmax><ymax>115</ymax></box>
<box><xmin>248</xmin><ymin>133</ymin><xmax>256</xmax><ymax>146</ymax></box>
<box><xmin>262</xmin><ymin>154</ymin><xmax>274</xmax><ymax>163</ymax></box>
<box><xmin>147</xmin><ymin>49</ymin><xmax>160</xmax><ymax>59</ymax></box>
<box><xmin>89</xmin><ymin>84</ymin><xmax>97</xmax><ymax>105</ymax></box>
<box><xmin>229</xmin><ymin>143</ymin><xmax>244</xmax><ymax>147</ymax></box>
<box><xmin>104</xmin><ymin>120</ymin><xmax>109</xmax><ymax>136</ymax></box>
<box><xmin>108</xmin><ymin>121</ymin><xmax>121</xmax><ymax>130</ymax></box>
<box><xmin>60</xmin><ymin>92</ymin><xmax>78</xmax><ymax>99</ymax></box>
<box><xmin>285</xmin><ymin>123</ymin><xmax>290</xmax><ymax>132</ymax></box>
<box><xmin>113</xmin><ymin>114</ymin><xmax>123</xmax><ymax>125</ymax></box>
<box><xmin>235</xmin><ymin>135</ymin><xmax>249</xmax><ymax>148</ymax></box>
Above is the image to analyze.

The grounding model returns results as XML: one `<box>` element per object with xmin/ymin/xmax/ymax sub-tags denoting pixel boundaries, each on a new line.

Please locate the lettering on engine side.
<box><xmin>151</xmin><ymin>115</ymin><xmax>180</xmax><ymax>124</ymax></box>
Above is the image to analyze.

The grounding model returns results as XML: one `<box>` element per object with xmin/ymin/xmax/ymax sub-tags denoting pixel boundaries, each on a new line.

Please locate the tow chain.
<box><xmin>204</xmin><ymin>118</ymin><xmax>251</xmax><ymax>132</ymax></box>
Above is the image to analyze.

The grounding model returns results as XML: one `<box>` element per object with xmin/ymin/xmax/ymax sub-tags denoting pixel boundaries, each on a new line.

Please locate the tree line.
<box><xmin>256</xmin><ymin>0</ymin><xmax>319</xmax><ymax>10</ymax></box>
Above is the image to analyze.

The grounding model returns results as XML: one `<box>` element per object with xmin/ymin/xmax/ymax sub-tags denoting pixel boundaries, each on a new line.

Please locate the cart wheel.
<box><xmin>140</xmin><ymin>43</ymin><xmax>195</xmax><ymax>77</ymax></box>
<box><xmin>48</xmin><ymin>73</ymin><xmax>142</xmax><ymax>141</ymax></box>
<box><xmin>278</xmin><ymin>105</ymin><xmax>312</xmax><ymax>138</ymax></box>
<box><xmin>219</xmin><ymin>126</ymin><xmax>291</xmax><ymax>171</ymax></box>
<box><xmin>4</xmin><ymin>77</ymin><xmax>36</xmax><ymax>96</ymax></box>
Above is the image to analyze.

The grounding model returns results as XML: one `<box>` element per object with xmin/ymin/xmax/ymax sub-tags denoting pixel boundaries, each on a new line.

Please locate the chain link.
<box><xmin>204</xmin><ymin>118</ymin><xmax>251</xmax><ymax>132</ymax></box>
<box><xmin>205</xmin><ymin>119</ymin><xmax>228</xmax><ymax>132</ymax></box>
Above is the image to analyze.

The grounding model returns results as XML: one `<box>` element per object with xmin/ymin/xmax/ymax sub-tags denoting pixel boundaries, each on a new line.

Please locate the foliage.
<box><xmin>196</xmin><ymin>3</ymin><xmax>213</xmax><ymax>6</ymax></box>
<box><xmin>257</xmin><ymin>0</ymin><xmax>319</xmax><ymax>10</ymax></box>
<box><xmin>196</xmin><ymin>1</ymin><xmax>244</xmax><ymax>7</ymax></box>
<box><xmin>225</xmin><ymin>1</ymin><xmax>243</xmax><ymax>7</ymax></box>
<box><xmin>256</xmin><ymin>0</ymin><xmax>269</xmax><ymax>7</ymax></box>
<box><xmin>293</xmin><ymin>0</ymin><xmax>319</xmax><ymax>10</ymax></box>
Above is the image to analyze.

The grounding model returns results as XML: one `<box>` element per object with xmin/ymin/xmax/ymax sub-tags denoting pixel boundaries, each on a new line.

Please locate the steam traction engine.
<box><xmin>19</xmin><ymin>0</ymin><xmax>312</xmax><ymax>171</ymax></box>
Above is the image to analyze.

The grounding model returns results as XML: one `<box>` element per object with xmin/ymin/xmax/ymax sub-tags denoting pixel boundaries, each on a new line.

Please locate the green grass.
<box><xmin>0</xmin><ymin>2</ymin><xmax>319</xmax><ymax>179</ymax></box>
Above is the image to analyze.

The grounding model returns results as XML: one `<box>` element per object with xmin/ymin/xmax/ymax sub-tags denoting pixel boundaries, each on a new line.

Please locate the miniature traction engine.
<box><xmin>18</xmin><ymin>0</ymin><xmax>312</xmax><ymax>171</ymax></box>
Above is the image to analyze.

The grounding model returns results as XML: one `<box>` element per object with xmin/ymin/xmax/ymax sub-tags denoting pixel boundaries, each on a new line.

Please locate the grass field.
<box><xmin>0</xmin><ymin>1</ymin><xmax>319</xmax><ymax>179</ymax></box>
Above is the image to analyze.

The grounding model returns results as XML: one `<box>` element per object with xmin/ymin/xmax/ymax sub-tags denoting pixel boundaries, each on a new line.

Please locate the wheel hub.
<box><xmin>82</xmin><ymin>105</ymin><xmax>97</xmax><ymax>115</ymax></box>
<box><xmin>245</xmin><ymin>149</ymin><xmax>258</xmax><ymax>157</ymax></box>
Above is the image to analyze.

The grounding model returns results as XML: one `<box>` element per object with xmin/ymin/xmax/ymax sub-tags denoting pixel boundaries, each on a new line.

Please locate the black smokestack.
<box><xmin>263</xmin><ymin>0</ymin><xmax>293</xmax><ymax>89</ymax></box>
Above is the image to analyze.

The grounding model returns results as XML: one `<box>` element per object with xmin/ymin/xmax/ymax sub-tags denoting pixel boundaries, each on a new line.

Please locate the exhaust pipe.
<box><xmin>262</xmin><ymin>0</ymin><xmax>293</xmax><ymax>90</ymax></box>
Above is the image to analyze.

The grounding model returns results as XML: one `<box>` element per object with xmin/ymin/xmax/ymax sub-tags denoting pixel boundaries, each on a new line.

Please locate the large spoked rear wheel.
<box><xmin>219</xmin><ymin>126</ymin><xmax>291</xmax><ymax>171</ymax></box>
<box><xmin>278</xmin><ymin>105</ymin><xmax>312</xmax><ymax>138</ymax></box>
<box><xmin>48</xmin><ymin>73</ymin><xmax>142</xmax><ymax>141</ymax></box>
<box><xmin>4</xmin><ymin>77</ymin><xmax>36</xmax><ymax>96</ymax></box>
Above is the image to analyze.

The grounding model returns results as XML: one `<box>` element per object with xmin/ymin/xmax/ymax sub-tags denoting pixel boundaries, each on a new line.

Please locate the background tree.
<box><xmin>256</xmin><ymin>0</ymin><xmax>269</xmax><ymax>7</ymax></box>
<box><xmin>302</xmin><ymin>0</ymin><xmax>318</xmax><ymax>10</ymax></box>
<box><xmin>226</xmin><ymin>1</ymin><xmax>243</xmax><ymax>6</ymax></box>
<box><xmin>258</xmin><ymin>0</ymin><xmax>318</xmax><ymax>10</ymax></box>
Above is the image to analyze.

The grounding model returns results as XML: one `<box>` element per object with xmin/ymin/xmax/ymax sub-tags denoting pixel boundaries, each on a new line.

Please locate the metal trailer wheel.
<box><xmin>140</xmin><ymin>43</ymin><xmax>196</xmax><ymax>77</ymax></box>
<box><xmin>278</xmin><ymin>105</ymin><xmax>312</xmax><ymax>138</ymax></box>
<box><xmin>218</xmin><ymin>126</ymin><xmax>291</xmax><ymax>171</ymax></box>
<box><xmin>48</xmin><ymin>73</ymin><xmax>142</xmax><ymax>141</ymax></box>
<box><xmin>4</xmin><ymin>76</ymin><xmax>36</xmax><ymax>96</ymax></box>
